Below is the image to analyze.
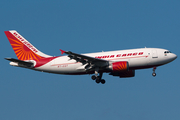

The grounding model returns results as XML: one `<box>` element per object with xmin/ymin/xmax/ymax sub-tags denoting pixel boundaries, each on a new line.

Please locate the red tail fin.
<box><xmin>4</xmin><ymin>30</ymin><xmax>51</xmax><ymax>61</ymax></box>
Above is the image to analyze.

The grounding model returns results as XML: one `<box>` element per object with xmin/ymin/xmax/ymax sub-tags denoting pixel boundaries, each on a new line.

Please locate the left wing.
<box><xmin>60</xmin><ymin>49</ymin><xmax>109</xmax><ymax>70</ymax></box>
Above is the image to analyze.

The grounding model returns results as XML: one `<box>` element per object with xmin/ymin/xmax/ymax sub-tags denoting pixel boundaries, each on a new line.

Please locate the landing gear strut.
<box><xmin>91</xmin><ymin>69</ymin><xmax>106</xmax><ymax>84</ymax></box>
<box><xmin>152</xmin><ymin>67</ymin><xmax>156</xmax><ymax>77</ymax></box>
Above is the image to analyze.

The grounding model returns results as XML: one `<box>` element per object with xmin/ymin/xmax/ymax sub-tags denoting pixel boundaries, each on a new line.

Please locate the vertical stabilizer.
<box><xmin>4</xmin><ymin>30</ymin><xmax>52</xmax><ymax>61</ymax></box>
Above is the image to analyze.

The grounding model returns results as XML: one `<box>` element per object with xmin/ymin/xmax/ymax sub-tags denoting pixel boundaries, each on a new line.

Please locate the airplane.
<box><xmin>4</xmin><ymin>30</ymin><xmax>177</xmax><ymax>84</ymax></box>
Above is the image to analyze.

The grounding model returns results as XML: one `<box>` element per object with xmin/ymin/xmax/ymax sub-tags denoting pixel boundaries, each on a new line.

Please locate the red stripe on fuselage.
<box><xmin>34</xmin><ymin>56</ymin><xmax>58</xmax><ymax>68</ymax></box>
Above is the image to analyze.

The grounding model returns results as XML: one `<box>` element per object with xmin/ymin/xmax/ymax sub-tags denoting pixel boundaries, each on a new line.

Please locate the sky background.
<box><xmin>0</xmin><ymin>0</ymin><xmax>180</xmax><ymax>120</ymax></box>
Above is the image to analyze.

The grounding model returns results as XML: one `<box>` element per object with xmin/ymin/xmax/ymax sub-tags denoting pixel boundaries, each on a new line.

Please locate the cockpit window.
<box><xmin>164</xmin><ymin>51</ymin><xmax>171</xmax><ymax>54</ymax></box>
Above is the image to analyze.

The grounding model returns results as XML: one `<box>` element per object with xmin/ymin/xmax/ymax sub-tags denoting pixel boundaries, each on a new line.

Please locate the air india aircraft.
<box><xmin>4</xmin><ymin>30</ymin><xmax>177</xmax><ymax>84</ymax></box>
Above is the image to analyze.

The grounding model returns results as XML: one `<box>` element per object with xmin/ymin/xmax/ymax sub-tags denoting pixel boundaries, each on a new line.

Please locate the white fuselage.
<box><xmin>34</xmin><ymin>48</ymin><xmax>177</xmax><ymax>75</ymax></box>
<box><xmin>5</xmin><ymin>30</ymin><xmax>177</xmax><ymax>84</ymax></box>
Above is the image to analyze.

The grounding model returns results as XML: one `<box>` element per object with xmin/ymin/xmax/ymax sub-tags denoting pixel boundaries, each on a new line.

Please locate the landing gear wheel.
<box><xmin>96</xmin><ymin>76</ymin><xmax>100</xmax><ymax>80</ymax></box>
<box><xmin>96</xmin><ymin>79</ymin><xmax>100</xmax><ymax>84</ymax></box>
<box><xmin>91</xmin><ymin>75</ymin><xmax>96</xmax><ymax>80</ymax></box>
<box><xmin>92</xmin><ymin>71</ymin><xmax>105</xmax><ymax>84</ymax></box>
<box><xmin>101</xmin><ymin>79</ymin><xmax>106</xmax><ymax>84</ymax></box>
<box><xmin>152</xmin><ymin>72</ymin><xmax>156</xmax><ymax>77</ymax></box>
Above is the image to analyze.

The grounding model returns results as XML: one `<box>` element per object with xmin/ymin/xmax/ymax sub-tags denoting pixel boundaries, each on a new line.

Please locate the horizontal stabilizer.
<box><xmin>5</xmin><ymin>58</ymin><xmax>34</xmax><ymax>68</ymax></box>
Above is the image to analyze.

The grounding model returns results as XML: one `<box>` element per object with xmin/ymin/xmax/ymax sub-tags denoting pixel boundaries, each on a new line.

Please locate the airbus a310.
<box><xmin>4</xmin><ymin>30</ymin><xmax>177</xmax><ymax>84</ymax></box>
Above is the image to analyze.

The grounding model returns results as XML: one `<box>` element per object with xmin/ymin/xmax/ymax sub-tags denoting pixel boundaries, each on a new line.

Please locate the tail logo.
<box><xmin>13</xmin><ymin>32</ymin><xmax>38</xmax><ymax>53</ymax></box>
<box><xmin>5</xmin><ymin>31</ymin><xmax>44</xmax><ymax>61</ymax></box>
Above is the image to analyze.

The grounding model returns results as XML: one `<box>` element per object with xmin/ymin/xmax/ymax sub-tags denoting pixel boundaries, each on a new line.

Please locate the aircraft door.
<box><xmin>152</xmin><ymin>50</ymin><xmax>158</xmax><ymax>58</ymax></box>
<box><xmin>147</xmin><ymin>50</ymin><xmax>158</xmax><ymax>65</ymax></box>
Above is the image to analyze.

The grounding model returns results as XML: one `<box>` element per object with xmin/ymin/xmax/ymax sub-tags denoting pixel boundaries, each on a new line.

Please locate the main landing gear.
<box><xmin>152</xmin><ymin>67</ymin><xmax>156</xmax><ymax>77</ymax></box>
<box><xmin>91</xmin><ymin>68</ymin><xmax>106</xmax><ymax>84</ymax></box>
<box><xmin>91</xmin><ymin>74</ymin><xmax>106</xmax><ymax>84</ymax></box>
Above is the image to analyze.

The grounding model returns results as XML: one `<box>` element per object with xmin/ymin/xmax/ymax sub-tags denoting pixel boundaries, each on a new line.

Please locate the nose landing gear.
<box><xmin>152</xmin><ymin>67</ymin><xmax>156</xmax><ymax>77</ymax></box>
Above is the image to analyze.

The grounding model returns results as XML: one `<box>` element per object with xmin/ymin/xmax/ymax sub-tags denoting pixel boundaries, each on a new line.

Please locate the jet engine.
<box><xmin>108</xmin><ymin>61</ymin><xmax>135</xmax><ymax>78</ymax></box>
<box><xmin>109</xmin><ymin>70</ymin><xmax>135</xmax><ymax>78</ymax></box>
<box><xmin>108</xmin><ymin>61</ymin><xmax>129</xmax><ymax>71</ymax></box>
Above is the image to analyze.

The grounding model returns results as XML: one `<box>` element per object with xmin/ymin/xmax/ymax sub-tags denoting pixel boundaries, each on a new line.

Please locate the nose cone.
<box><xmin>170</xmin><ymin>53</ymin><xmax>177</xmax><ymax>61</ymax></box>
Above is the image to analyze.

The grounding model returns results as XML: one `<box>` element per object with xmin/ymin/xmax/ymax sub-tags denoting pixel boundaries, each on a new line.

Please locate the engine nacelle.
<box><xmin>108</xmin><ymin>61</ymin><xmax>129</xmax><ymax>71</ymax></box>
<box><xmin>109</xmin><ymin>70</ymin><xmax>135</xmax><ymax>78</ymax></box>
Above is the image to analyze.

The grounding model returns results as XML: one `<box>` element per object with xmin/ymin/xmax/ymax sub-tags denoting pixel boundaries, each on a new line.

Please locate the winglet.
<box><xmin>60</xmin><ymin>49</ymin><xmax>66</xmax><ymax>55</ymax></box>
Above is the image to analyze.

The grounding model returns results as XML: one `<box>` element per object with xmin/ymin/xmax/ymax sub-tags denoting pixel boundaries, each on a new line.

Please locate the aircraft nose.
<box><xmin>171</xmin><ymin>53</ymin><xmax>177</xmax><ymax>61</ymax></box>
